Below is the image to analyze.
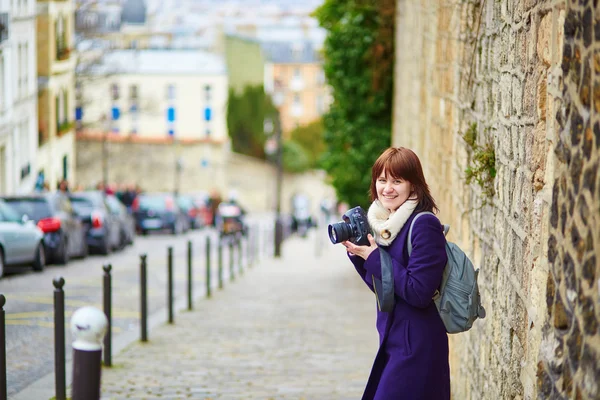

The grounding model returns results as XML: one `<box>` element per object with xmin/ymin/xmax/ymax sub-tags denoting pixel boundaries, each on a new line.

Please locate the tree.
<box><xmin>289</xmin><ymin>119</ymin><xmax>326</xmax><ymax>168</ymax></box>
<box><xmin>226</xmin><ymin>85</ymin><xmax>276</xmax><ymax>159</ymax></box>
<box><xmin>314</xmin><ymin>0</ymin><xmax>396</xmax><ymax>209</ymax></box>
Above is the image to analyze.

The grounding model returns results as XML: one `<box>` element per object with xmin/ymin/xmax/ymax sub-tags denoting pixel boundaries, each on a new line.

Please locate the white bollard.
<box><xmin>70</xmin><ymin>306</ymin><xmax>108</xmax><ymax>400</ymax></box>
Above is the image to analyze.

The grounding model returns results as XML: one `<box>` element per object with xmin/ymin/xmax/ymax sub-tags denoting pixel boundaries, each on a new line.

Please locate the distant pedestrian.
<box><xmin>339</xmin><ymin>147</ymin><xmax>450</xmax><ymax>400</ymax></box>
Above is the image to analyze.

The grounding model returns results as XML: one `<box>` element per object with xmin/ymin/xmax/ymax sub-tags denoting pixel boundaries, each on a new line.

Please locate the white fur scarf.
<box><xmin>367</xmin><ymin>199</ymin><xmax>418</xmax><ymax>246</ymax></box>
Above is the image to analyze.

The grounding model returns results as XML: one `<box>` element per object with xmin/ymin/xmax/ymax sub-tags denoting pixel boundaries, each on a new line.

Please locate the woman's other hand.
<box><xmin>342</xmin><ymin>234</ymin><xmax>377</xmax><ymax>260</ymax></box>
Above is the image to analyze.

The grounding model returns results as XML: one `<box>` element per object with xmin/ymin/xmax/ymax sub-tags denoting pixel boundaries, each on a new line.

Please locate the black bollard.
<box><xmin>229</xmin><ymin>240</ymin><xmax>235</xmax><ymax>282</ymax></box>
<box><xmin>167</xmin><ymin>246</ymin><xmax>174</xmax><ymax>324</ymax></box>
<box><xmin>102</xmin><ymin>264</ymin><xmax>112</xmax><ymax>367</ymax></box>
<box><xmin>0</xmin><ymin>294</ymin><xmax>6</xmax><ymax>400</ymax></box>
<box><xmin>70</xmin><ymin>307</ymin><xmax>107</xmax><ymax>400</ymax></box>
<box><xmin>187</xmin><ymin>240</ymin><xmax>193</xmax><ymax>310</ymax></box>
<box><xmin>140</xmin><ymin>254</ymin><xmax>148</xmax><ymax>342</ymax></box>
<box><xmin>206</xmin><ymin>236</ymin><xmax>211</xmax><ymax>298</ymax></box>
<box><xmin>53</xmin><ymin>277</ymin><xmax>66</xmax><ymax>400</ymax></box>
<box><xmin>218</xmin><ymin>238</ymin><xmax>223</xmax><ymax>289</ymax></box>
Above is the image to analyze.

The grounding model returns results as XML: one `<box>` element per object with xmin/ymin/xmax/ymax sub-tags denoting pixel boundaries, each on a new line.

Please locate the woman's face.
<box><xmin>376</xmin><ymin>169</ymin><xmax>413</xmax><ymax>211</ymax></box>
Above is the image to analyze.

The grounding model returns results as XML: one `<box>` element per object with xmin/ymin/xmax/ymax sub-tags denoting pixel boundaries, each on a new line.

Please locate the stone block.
<box><xmin>538</xmin><ymin>13</ymin><xmax>553</xmax><ymax>66</ymax></box>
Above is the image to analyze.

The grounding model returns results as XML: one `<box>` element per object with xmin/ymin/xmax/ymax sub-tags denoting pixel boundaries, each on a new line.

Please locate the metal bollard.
<box><xmin>0</xmin><ymin>294</ymin><xmax>6</xmax><ymax>400</ymax></box>
<box><xmin>229</xmin><ymin>240</ymin><xmax>235</xmax><ymax>282</ymax></box>
<box><xmin>167</xmin><ymin>246</ymin><xmax>174</xmax><ymax>324</ymax></box>
<box><xmin>187</xmin><ymin>240</ymin><xmax>193</xmax><ymax>310</ymax></box>
<box><xmin>102</xmin><ymin>264</ymin><xmax>112</xmax><ymax>367</ymax></box>
<box><xmin>53</xmin><ymin>277</ymin><xmax>66</xmax><ymax>400</ymax></box>
<box><xmin>218</xmin><ymin>238</ymin><xmax>223</xmax><ymax>289</ymax></box>
<box><xmin>140</xmin><ymin>254</ymin><xmax>148</xmax><ymax>342</ymax></box>
<box><xmin>206</xmin><ymin>236</ymin><xmax>211</xmax><ymax>298</ymax></box>
<box><xmin>70</xmin><ymin>307</ymin><xmax>107</xmax><ymax>400</ymax></box>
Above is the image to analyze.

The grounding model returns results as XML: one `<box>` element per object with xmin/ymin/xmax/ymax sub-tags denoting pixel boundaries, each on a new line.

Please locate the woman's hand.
<box><xmin>342</xmin><ymin>234</ymin><xmax>377</xmax><ymax>260</ymax></box>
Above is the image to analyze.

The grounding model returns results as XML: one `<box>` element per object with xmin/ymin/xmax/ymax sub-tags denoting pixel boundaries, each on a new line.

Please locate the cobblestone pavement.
<box><xmin>100</xmin><ymin>232</ymin><xmax>378</xmax><ymax>400</ymax></box>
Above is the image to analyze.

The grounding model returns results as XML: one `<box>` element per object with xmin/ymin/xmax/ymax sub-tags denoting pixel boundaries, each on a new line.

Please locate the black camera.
<box><xmin>328</xmin><ymin>206</ymin><xmax>371</xmax><ymax>246</ymax></box>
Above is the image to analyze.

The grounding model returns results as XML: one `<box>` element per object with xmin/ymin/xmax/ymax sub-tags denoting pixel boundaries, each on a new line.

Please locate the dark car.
<box><xmin>2</xmin><ymin>193</ymin><xmax>88</xmax><ymax>264</ymax></box>
<box><xmin>68</xmin><ymin>191</ymin><xmax>121</xmax><ymax>255</ymax></box>
<box><xmin>132</xmin><ymin>193</ymin><xmax>189</xmax><ymax>235</ymax></box>
<box><xmin>176</xmin><ymin>194</ymin><xmax>205</xmax><ymax>230</ymax></box>
<box><xmin>105</xmin><ymin>194</ymin><xmax>135</xmax><ymax>248</ymax></box>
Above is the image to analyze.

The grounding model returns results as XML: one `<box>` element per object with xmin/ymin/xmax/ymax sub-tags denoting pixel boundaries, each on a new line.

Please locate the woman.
<box><xmin>342</xmin><ymin>147</ymin><xmax>450</xmax><ymax>400</ymax></box>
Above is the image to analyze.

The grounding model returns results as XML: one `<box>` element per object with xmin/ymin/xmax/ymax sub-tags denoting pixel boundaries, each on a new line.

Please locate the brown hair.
<box><xmin>369</xmin><ymin>147</ymin><xmax>438</xmax><ymax>214</ymax></box>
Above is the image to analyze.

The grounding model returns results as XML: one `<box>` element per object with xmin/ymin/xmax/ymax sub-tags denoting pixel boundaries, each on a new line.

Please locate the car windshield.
<box><xmin>139</xmin><ymin>196</ymin><xmax>169</xmax><ymax>211</ymax></box>
<box><xmin>0</xmin><ymin>201</ymin><xmax>22</xmax><ymax>222</ymax></box>
<box><xmin>3</xmin><ymin>198</ymin><xmax>52</xmax><ymax>220</ymax></box>
<box><xmin>177</xmin><ymin>196</ymin><xmax>193</xmax><ymax>210</ymax></box>
<box><xmin>69</xmin><ymin>196</ymin><xmax>97</xmax><ymax>214</ymax></box>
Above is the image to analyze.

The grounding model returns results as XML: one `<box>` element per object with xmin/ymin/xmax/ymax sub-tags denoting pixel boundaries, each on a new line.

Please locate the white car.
<box><xmin>0</xmin><ymin>199</ymin><xmax>46</xmax><ymax>278</ymax></box>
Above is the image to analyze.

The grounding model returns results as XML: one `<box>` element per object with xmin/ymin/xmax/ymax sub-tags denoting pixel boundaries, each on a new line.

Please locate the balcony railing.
<box><xmin>0</xmin><ymin>13</ymin><xmax>9</xmax><ymax>44</ymax></box>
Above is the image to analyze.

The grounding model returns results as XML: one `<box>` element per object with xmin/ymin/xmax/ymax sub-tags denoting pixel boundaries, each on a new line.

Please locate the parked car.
<box><xmin>0</xmin><ymin>199</ymin><xmax>46</xmax><ymax>278</ymax></box>
<box><xmin>132</xmin><ymin>193</ymin><xmax>189</xmax><ymax>235</ymax></box>
<box><xmin>176</xmin><ymin>194</ymin><xmax>205</xmax><ymax>230</ymax></box>
<box><xmin>2</xmin><ymin>193</ymin><xmax>88</xmax><ymax>264</ymax></box>
<box><xmin>68</xmin><ymin>191</ymin><xmax>121</xmax><ymax>255</ymax></box>
<box><xmin>105</xmin><ymin>194</ymin><xmax>136</xmax><ymax>248</ymax></box>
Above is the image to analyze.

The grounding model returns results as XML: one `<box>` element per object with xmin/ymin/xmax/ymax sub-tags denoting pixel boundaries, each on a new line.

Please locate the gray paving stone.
<box><xmin>100</xmin><ymin>234</ymin><xmax>378</xmax><ymax>399</ymax></box>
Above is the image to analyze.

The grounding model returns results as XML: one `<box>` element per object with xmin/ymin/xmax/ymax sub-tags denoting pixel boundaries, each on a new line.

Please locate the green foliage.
<box><xmin>314</xmin><ymin>0</ymin><xmax>395</xmax><ymax>209</ymax></box>
<box><xmin>463</xmin><ymin>123</ymin><xmax>496</xmax><ymax>198</ymax></box>
<box><xmin>289</xmin><ymin>119</ymin><xmax>326</xmax><ymax>168</ymax></box>
<box><xmin>282</xmin><ymin>140</ymin><xmax>312</xmax><ymax>173</ymax></box>
<box><xmin>226</xmin><ymin>85</ymin><xmax>276</xmax><ymax>159</ymax></box>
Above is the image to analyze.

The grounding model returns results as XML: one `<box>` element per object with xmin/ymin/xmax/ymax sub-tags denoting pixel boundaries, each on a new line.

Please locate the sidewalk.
<box><xmin>99</xmin><ymin>233</ymin><xmax>378</xmax><ymax>400</ymax></box>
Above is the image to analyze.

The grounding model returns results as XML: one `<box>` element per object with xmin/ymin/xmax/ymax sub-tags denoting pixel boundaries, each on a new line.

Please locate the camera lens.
<box><xmin>328</xmin><ymin>221</ymin><xmax>352</xmax><ymax>244</ymax></box>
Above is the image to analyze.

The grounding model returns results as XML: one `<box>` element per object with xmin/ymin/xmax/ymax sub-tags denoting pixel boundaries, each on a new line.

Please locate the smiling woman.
<box><xmin>336</xmin><ymin>147</ymin><xmax>450</xmax><ymax>400</ymax></box>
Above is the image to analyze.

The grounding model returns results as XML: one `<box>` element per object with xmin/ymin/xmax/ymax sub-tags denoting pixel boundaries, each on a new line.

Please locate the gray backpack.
<box><xmin>408</xmin><ymin>212</ymin><xmax>486</xmax><ymax>334</ymax></box>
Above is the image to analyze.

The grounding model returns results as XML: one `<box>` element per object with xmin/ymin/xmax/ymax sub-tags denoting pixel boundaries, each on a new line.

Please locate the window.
<box><xmin>23</xmin><ymin>43</ymin><xmax>28</xmax><ymax>94</ymax></box>
<box><xmin>167</xmin><ymin>84</ymin><xmax>176</xmax><ymax>101</ymax></box>
<box><xmin>293</xmin><ymin>68</ymin><xmax>301</xmax><ymax>79</ymax></box>
<box><xmin>293</xmin><ymin>94</ymin><xmax>301</xmax><ymax>106</ymax></box>
<box><xmin>129</xmin><ymin>84</ymin><xmax>138</xmax><ymax>100</ymax></box>
<box><xmin>110</xmin><ymin>83</ymin><xmax>119</xmax><ymax>100</ymax></box>
<box><xmin>0</xmin><ymin>56</ymin><xmax>4</xmax><ymax>110</ymax></box>
<box><xmin>316</xmin><ymin>69</ymin><xmax>325</xmax><ymax>85</ymax></box>
<box><xmin>17</xmin><ymin>43</ymin><xmax>22</xmax><ymax>98</ymax></box>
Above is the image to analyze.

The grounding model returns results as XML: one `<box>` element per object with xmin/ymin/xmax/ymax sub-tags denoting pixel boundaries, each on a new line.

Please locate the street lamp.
<box><xmin>269</xmin><ymin>89</ymin><xmax>285</xmax><ymax>258</ymax></box>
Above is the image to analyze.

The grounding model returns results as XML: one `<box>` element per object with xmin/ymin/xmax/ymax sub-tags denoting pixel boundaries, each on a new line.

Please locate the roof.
<box><xmin>90</xmin><ymin>49</ymin><xmax>227</xmax><ymax>75</ymax></box>
<box><xmin>260</xmin><ymin>41</ymin><xmax>321</xmax><ymax>64</ymax></box>
<box><xmin>121</xmin><ymin>0</ymin><xmax>147</xmax><ymax>25</ymax></box>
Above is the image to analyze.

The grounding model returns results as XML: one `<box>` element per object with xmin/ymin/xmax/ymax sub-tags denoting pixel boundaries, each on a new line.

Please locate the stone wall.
<box><xmin>75</xmin><ymin>134</ymin><xmax>335</xmax><ymax>216</ymax></box>
<box><xmin>393</xmin><ymin>0</ymin><xmax>598</xmax><ymax>399</ymax></box>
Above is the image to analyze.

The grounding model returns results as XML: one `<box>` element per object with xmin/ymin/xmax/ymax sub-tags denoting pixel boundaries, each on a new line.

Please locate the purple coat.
<box><xmin>349</xmin><ymin>211</ymin><xmax>450</xmax><ymax>400</ymax></box>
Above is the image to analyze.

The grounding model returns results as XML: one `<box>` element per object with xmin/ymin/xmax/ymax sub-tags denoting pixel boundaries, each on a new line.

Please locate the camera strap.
<box><xmin>372</xmin><ymin>247</ymin><xmax>395</xmax><ymax>312</ymax></box>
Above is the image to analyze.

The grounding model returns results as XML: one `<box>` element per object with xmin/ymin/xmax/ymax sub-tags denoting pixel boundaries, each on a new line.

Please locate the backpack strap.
<box><xmin>407</xmin><ymin>211</ymin><xmax>436</xmax><ymax>256</ymax></box>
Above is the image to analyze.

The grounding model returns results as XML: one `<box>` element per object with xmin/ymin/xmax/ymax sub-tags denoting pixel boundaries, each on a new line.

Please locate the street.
<box><xmin>1</xmin><ymin>216</ymin><xmax>272</xmax><ymax>398</ymax></box>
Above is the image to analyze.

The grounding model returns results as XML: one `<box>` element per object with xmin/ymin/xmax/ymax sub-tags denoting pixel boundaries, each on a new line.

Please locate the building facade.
<box><xmin>0</xmin><ymin>0</ymin><xmax>38</xmax><ymax>194</ymax></box>
<box><xmin>392</xmin><ymin>0</ymin><xmax>598</xmax><ymax>399</ymax></box>
<box><xmin>262</xmin><ymin>40</ymin><xmax>330</xmax><ymax>137</ymax></box>
<box><xmin>0</xmin><ymin>0</ymin><xmax>11</xmax><ymax>194</ymax></box>
<box><xmin>36</xmin><ymin>0</ymin><xmax>77</xmax><ymax>192</ymax></box>
<box><xmin>77</xmin><ymin>49</ymin><xmax>228</xmax><ymax>144</ymax></box>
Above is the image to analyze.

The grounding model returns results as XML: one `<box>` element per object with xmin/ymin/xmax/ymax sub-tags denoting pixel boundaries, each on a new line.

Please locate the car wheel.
<box><xmin>99</xmin><ymin>238</ymin><xmax>111</xmax><ymax>255</ymax></box>
<box><xmin>32</xmin><ymin>243</ymin><xmax>46</xmax><ymax>272</ymax></box>
<box><xmin>80</xmin><ymin>240</ymin><xmax>89</xmax><ymax>259</ymax></box>
<box><xmin>55</xmin><ymin>238</ymin><xmax>69</xmax><ymax>265</ymax></box>
<box><xmin>0</xmin><ymin>248</ymin><xmax>4</xmax><ymax>278</ymax></box>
